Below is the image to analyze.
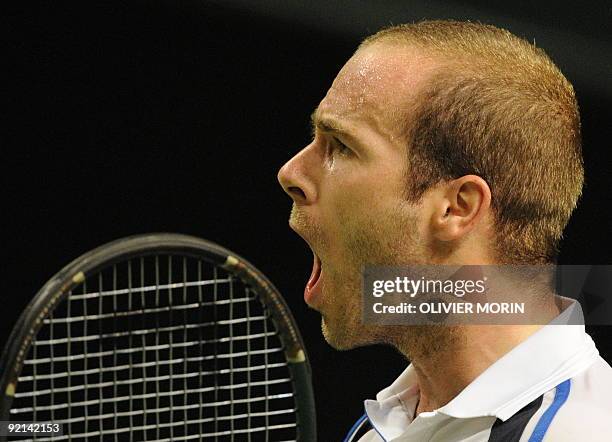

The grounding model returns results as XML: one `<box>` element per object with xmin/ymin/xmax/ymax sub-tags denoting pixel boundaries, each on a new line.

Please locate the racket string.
<box><xmin>10</xmin><ymin>255</ymin><xmax>298</xmax><ymax>441</ymax></box>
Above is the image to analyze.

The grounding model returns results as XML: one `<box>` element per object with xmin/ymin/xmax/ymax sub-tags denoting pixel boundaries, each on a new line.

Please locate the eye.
<box><xmin>330</xmin><ymin>136</ymin><xmax>351</xmax><ymax>156</ymax></box>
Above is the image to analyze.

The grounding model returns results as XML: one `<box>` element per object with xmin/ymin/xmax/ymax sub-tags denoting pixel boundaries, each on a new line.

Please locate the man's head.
<box><xmin>277</xmin><ymin>20</ymin><xmax>583</xmax><ymax>351</ymax></box>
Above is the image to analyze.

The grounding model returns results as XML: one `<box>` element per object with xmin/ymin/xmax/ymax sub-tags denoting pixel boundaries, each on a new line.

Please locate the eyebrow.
<box><xmin>310</xmin><ymin>109</ymin><xmax>348</xmax><ymax>136</ymax></box>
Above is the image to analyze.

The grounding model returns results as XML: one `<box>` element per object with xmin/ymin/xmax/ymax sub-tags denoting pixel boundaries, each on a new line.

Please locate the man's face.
<box><xmin>278</xmin><ymin>44</ymin><xmax>434</xmax><ymax>349</ymax></box>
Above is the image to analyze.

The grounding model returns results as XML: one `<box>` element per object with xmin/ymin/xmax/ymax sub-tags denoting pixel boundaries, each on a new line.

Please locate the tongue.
<box><xmin>304</xmin><ymin>254</ymin><xmax>322</xmax><ymax>305</ymax></box>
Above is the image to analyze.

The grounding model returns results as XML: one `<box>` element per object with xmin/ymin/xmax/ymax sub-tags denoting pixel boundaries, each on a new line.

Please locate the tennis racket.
<box><xmin>0</xmin><ymin>233</ymin><xmax>316</xmax><ymax>441</ymax></box>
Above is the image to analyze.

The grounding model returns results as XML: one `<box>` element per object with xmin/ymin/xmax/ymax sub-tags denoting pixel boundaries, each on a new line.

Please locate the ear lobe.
<box><xmin>432</xmin><ymin>176</ymin><xmax>491</xmax><ymax>242</ymax></box>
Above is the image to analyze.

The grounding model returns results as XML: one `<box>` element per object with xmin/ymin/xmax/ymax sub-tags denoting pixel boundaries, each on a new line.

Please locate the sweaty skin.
<box><xmin>278</xmin><ymin>42</ymin><xmax>551</xmax><ymax>414</ymax></box>
<box><xmin>282</xmin><ymin>44</ymin><xmax>434</xmax><ymax>348</ymax></box>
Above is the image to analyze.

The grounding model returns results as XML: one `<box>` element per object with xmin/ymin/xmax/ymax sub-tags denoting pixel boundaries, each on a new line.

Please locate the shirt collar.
<box><xmin>364</xmin><ymin>366</ymin><xmax>419</xmax><ymax>440</ymax></box>
<box><xmin>365</xmin><ymin>297</ymin><xmax>599</xmax><ymax>439</ymax></box>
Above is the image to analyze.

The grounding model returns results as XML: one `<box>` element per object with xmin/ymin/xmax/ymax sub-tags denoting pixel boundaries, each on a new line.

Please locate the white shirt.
<box><xmin>355</xmin><ymin>299</ymin><xmax>612</xmax><ymax>441</ymax></box>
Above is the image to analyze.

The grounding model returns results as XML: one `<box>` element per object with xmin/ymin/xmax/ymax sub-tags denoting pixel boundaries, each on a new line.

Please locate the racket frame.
<box><xmin>0</xmin><ymin>233</ymin><xmax>316</xmax><ymax>441</ymax></box>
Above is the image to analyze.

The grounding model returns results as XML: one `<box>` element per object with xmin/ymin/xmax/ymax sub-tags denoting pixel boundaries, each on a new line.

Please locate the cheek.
<box><xmin>323</xmin><ymin>174</ymin><xmax>382</xmax><ymax>221</ymax></box>
<box><xmin>321</xmin><ymin>266</ymin><xmax>362</xmax><ymax>312</ymax></box>
<box><xmin>319</xmin><ymin>163</ymin><xmax>408</xmax><ymax>258</ymax></box>
<box><xmin>331</xmin><ymin>160</ymin><xmax>406</xmax><ymax>205</ymax></box>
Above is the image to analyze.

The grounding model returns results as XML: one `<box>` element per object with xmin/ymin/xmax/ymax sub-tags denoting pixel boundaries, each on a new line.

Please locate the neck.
<box><xmin>398</xmin><ymin>323</ymin><xmax>546</xmax><ymax>415</ymax></box>
<box><xmin>386</xmin><ymin>257</ymin><xmax>562</xmax><ymax>414</ymax></box>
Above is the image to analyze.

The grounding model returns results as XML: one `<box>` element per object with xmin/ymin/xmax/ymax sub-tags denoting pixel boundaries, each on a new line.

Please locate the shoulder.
<box><xmin>564</xmin><ymin>356</ymin><xmax>612</xmax><ymax>409</ymax></box>
<box><xmin>538</xmin><ymin>357</ymin><xmax>612</xmax><ymax>441</ymax></box>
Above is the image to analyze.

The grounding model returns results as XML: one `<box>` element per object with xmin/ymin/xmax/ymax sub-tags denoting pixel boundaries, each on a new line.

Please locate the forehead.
<box><xmin>317</xmin><ymin>44</ymin><xmax>434</xmax><ymax>133</ymax></box>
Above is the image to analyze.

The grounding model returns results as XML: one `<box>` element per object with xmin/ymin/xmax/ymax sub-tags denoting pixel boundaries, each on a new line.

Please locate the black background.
<box><xmin>4</xmin><ymin>1</ymin><xmax>612</xmax><ymax>439</ymax></box>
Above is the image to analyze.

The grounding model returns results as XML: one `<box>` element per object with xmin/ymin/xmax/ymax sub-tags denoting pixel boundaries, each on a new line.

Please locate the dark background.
<box><xmin>4</xmin><ymin>1</ymin><xmax>612</xmax><ymax>439</ymax></box>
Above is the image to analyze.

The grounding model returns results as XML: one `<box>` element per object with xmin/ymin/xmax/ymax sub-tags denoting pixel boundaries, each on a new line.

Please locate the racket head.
<box><xmin>0</xmin><ymin>233</ymin><xmax>315</xmax><ymax>441</ymax></box>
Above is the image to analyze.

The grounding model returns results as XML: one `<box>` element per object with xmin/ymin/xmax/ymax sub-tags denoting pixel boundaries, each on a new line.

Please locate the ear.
<box><xmin>430</xmin><ymin>175</ymin><xmax>491</xmax><ymax>242</ymax></box>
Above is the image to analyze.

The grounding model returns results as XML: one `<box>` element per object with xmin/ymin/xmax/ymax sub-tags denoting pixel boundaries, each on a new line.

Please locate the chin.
<box><xmin>321</xmin><ymin>316</ymin><xmax>372</xmax><ymax>351</ymax></box>
<box><xmin>321</xmin><ymin>317</ymin><xmax>349</xmax><ymax>350</ymax></box>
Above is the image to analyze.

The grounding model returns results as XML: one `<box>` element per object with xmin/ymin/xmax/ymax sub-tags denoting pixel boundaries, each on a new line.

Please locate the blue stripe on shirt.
<box><xmin>344</xmin><ymin>413</ymin><xmax>369</xmax><ymax>442</ymax></box>
<box><xmin>528</xmin><ymin>379</ymin><xmax>571</xmax><ymax>442</ymax></box>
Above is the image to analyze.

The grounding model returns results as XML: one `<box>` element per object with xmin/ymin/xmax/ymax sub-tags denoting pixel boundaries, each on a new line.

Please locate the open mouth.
<box><xmin>304</xmin><ymin>252</ymin><xmax>322</xmax><ymax>306</ymax></box>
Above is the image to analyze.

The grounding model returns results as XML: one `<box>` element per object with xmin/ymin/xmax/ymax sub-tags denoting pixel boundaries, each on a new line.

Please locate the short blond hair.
<box><xmin>362</xmin><ymin>20</ymin><xmax>584</xmax><ymax>263</ymax></box>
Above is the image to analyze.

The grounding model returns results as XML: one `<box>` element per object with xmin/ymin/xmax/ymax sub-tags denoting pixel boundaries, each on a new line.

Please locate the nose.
<box><xmin>277</xmin><ymin>144</ymin><xmax>319</xmax><ymax>205</ymax></box>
